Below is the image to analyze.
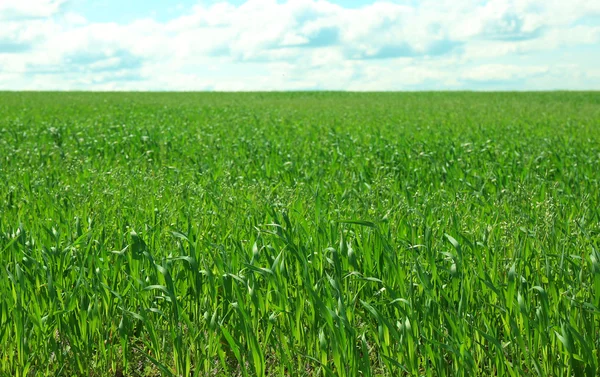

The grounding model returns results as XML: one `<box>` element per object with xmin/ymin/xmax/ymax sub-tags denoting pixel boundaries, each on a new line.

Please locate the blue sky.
<box><xmin>68</xmin><ymin>0</ymin><xmax>378</xmax><ymax>23</ymax></box>
<box><xmin>0</xmin><ymin>0</ymin><xmax>599</xmax><ymax>90</ymax></box>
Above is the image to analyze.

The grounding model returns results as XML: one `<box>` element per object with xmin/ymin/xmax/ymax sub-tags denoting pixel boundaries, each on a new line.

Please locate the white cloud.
<box><xmin>0</xmin><ymin>0</ymin><xmax>68</xmax><ymax>20</ymax></box>
<box><xmin>461</xmin><ymin>64</ymin><xmax>548</xmax><ymax>82</ymax></box>
<box><xmin>0</xmin><ymin>0</ymin><xmax>599</xmax><ymax>90</ymax></box>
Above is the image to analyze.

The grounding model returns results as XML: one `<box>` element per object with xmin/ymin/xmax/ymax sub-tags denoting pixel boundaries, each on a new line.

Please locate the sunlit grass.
<box><xmin>1</xmin><ymin>92</ymin><xmax>599</xmax><ymax>376</ymax></box>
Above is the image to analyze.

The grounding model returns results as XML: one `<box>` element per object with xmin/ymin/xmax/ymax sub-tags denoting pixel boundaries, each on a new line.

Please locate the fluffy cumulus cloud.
<box><xmin>0</xmin><ymin>0</ymin><xmax>599</xmax><ymax>90</ymax></box>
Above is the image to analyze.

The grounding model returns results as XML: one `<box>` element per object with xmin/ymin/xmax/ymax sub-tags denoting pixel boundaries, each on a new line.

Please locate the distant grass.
<box><xmin>1</xmin><ymin>92</ymin><xmax>599</xmax><ymax>376</ymax></box>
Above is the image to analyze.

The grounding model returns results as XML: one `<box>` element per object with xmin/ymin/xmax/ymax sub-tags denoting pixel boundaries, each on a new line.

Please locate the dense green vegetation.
<box><xmin>1</xmin><ymin>92</ymin><xmax>599</xmax><ymax>376</ymax></box>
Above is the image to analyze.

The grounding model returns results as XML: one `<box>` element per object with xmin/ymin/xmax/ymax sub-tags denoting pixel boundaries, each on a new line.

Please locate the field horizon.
<box><xmin>1</xmin><ymin>90</ymin><xmax>599</xmax><ymax>94</ymax></box>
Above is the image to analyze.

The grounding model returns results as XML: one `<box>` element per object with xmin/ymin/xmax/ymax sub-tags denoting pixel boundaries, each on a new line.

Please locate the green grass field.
<box><xmin>1</xmin><ymin>92</ymin><xmax>599</xmax><ymax>376</ymax></box>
